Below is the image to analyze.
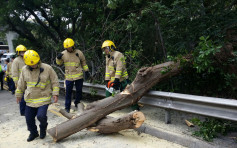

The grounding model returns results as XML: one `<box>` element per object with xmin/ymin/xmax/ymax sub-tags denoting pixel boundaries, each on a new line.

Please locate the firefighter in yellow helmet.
<box><xmin>102</xmin><ymin>40</ymin><xmax>139</xmax><ymax>110</ymax></box>
<box><xmin>102</xmin><ymin>40</ymin><xmax>128</xmax><ymax>94</ymax></box>
<box><xmin>15</xmin><ymin>50</ymin><xmax>59</xmax><ymax>142</ymax></box>
<box><xmin>12</xmin><ymin>44</ymin><xmax>27</xmax><ymax>115</ymax></box>
<box><xmin>56</xmin><ymin>38</ymin><xmax>90</xmax><ymax>113</ymax></box>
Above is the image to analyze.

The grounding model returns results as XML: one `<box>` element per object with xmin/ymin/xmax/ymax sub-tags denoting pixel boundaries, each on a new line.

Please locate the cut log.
<box><xmin>48</xmin><ymin>60</ymin><xmax>185</xmax><ymax>141</ymax></box>
<box><xmin>59</xmin><ymin>109</ymin><xmax>76</xmax><ymax>119</ymax></box>
<box><xmin>88</xmin><ymin>111</ymin><xmax>145</xmax><ymax>134</ymax></box>
<box><xmin>59</xmin><ymin>108</ymin><xmax>145</xmax><ymax>134</ymax></box>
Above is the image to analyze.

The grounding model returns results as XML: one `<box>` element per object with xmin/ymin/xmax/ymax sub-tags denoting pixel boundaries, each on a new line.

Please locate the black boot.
<box><xmin>39</xmin><ymin>123</ymin><xmax>48</xmax><ymax>139</ymax></box>
<box><xmin>65</xmin><ymin>108</ymin><xmax>70</xmax><ymax>113</ymax></box>
<box><xmin>27</xmin><ymin>133</ymin><xmax>39</xmax><ymax>142</ymax></box>
<box><xmin>40</xmin><ymin>130</ymin><xmax>46</xmax><ymax>139</ymax></box>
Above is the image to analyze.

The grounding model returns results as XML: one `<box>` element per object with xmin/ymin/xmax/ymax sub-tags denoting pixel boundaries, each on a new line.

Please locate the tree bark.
<box><xmin>88</xmin><ymin>111</ymin><xmax>145</xmax><ymax>134</ymax></box>
<box><xmin>59</xmin><ymin>109</ymin><xmax>145</xmax><ymax>134</ymax></box>
<box><xmin>59</xmin><ymin>109</ymin><xmax>76</xmax><ymax>119</ymax></box>
<box><xmin>47</xmin><ymin>60</ymin><xmax>184</xmax><ymax>141</ymax></box>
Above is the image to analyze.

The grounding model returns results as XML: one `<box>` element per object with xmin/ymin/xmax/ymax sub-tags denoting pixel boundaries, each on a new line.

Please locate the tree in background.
<box><xmin>0</xmin><ymin>0</ymin><xmax>236</xmax><ymax>97</ymax></box>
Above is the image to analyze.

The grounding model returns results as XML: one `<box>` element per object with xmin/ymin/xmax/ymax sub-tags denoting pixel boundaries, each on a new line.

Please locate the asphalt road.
<box><xmin>0</xmin><ymin>89</ymin><xmax>185</xmax><ymax>148</ymax></box>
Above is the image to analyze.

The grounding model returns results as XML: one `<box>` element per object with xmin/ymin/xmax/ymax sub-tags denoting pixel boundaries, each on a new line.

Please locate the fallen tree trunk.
<box><xmin>88</xmin><ymin>111</ymin><xmax>145</xmax><ymax>134</ymax></box>
<box><xmin>48</xmin><ymin>60</ymin><xmax>184</xmax><ymax>141</ymax></box>
<box><xmin>60</xmin><ymin>109</ymin><xmax>145</xmax><ymax>134</ymax></box>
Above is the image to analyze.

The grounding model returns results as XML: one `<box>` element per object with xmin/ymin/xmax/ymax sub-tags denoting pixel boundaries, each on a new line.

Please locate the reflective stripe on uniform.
<box><xmin>83</xmin><ymin>65</ymin><xmax>88</xmax><ymax>70</ymax></box>
<box><xmin>105</xmin><ymin>73</ymin><xmax>110</xmax><ymax>77</ymax></box>
<box><xmin>53</xmin><ymin>87</ymin><xmax>59</xmax><ymax>91</ymax></box>
<box><xmin>13</xmin><ymin>77</ymin><xmax>19</xmax><ymax>81</ymax></box>
<box><xmin>108</xmin><ymin>66</ymin><xmax>115</xmax><ymax>71</ymax></box>
<box><xmin>16</xmin><ymin>89</ymin><xmax>23</xmax><ymax>94</ymax></box>
<box><xmin>122</xmin><ymin>71</ymin><xmax>128</xmax><ymax>77</ymax></box>
<box><xmin>25</xmin><ymin>96</ymin><xmax>51</xmax><ymax>103</ymax></box>
<box><xmin>19</xmin><ymin>69</ymin><xmax>22</xmax><ymax>73</ymax></box>
<box><xmin>64</xmin><ymin>62</ymin><xmax>79</xmax><ymax>67</ymax></box>
<box><xmin>115</xmin><ymin>71</ymin><xmax>122</xmax><ymax>76</ymax></box>
<box><xmin>56</xmin><ymin>60</ymin><xmax>63</xmax><ymax>65</ymax></box>
<box><xmin>111</xmin><ymin>77</ymin><xmax>115</xmax><ymax>81</ymax></box>
<box><xmin>26</xmin><ymin>80</ymin><xmax>50</xmax><ymax>88</ymax></box>
<box><xmin>65</xmin><ymin>73</ymin><xmax>83</xmax><ymax>79</ymax></box>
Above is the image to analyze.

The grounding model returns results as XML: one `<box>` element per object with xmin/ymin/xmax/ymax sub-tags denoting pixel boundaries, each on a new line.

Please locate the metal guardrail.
<box><xmin>59</xmin><ymin>81</ymin><xmax>237</xmax><ymax>123</ymax></box>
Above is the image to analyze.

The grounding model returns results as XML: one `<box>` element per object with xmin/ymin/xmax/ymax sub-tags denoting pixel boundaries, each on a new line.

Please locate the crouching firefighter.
<box><xmin>6</xmin><ymin>56</ymin><xmax>16</xmax><ymax>94</ymax></box>
<box><xmin>56</xmin><ymin>38</ymin><xmax>90</xmax><ymax>113</ymax></box>
<box><xmin>102</xmin><ymin>40</ymin><xmax>139</xmax><ymax>110</ymax></box>
<box><xmin>15</xmin><ymin>50</ymin><xmax>59</xmax><ymax>142</ymax></box>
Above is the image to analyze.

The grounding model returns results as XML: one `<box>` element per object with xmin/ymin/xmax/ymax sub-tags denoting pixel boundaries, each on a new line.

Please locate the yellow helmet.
<box><xmin>4</xmin><ymin>77</ymin><xmax>7</xmax><ymax>82</ymax></box>
<box><xmin>101</xmin><ymin>40</ymin><xmax>116</xmax><ymax>50</ymax></box>
<box><xmin>63</xmin><ymin>38</ymin><xmax>75</xmax><ymax>48</ymax></box>
<box><xmin>16</xmin><ymin>45</ymin><xmax>27</xmax><ymax>55</ymax></box>
<box><xmin>23</xmin><ymin>50</ymin><xmax>40</xmax><ymax>66</ymax></box>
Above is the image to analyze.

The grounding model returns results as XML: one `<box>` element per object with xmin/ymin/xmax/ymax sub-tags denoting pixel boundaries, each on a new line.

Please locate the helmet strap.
<box><xmin>111</xmin><ymin>45</ymin><xmax>116</xmax><ymax>51</ymax></box>
<box><xmin>108</xmin><ymin>46</ymin><xmax>113</xmax><ymax>54</ymax></box>
<box><xmin>66</xmin><ymin>46</ymin><xmax>74</xmax><ymax>53</ymax></box>
<box><xmin>35</xmin><ymin>67</ymin><xmax>44</xmax><ymax>87</ymax></box>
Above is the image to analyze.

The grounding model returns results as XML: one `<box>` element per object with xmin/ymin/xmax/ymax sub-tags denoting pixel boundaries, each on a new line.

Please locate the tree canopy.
<box><xmin>0</xmin><ymin>0</ymin><xmax>236</xmax><ymax>97</ymax></box>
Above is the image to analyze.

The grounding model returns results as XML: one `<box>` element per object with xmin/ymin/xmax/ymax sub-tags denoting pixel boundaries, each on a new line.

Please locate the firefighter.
<box><xmin>5</xmin><ymin>56</ymin><xmax>16</xmax><ymax>94</ymax></box>
<box><xmin>12</xmin><ymin>45</ymin><xmax>27</xmax><ymax>115</ymax></box>
<box><xmin>56</xmin><ymin>38</ymin><xmax>90</xmax><ymax>113</ymax></box>
<box><xmin>15</xmin><ymin>50</ymin><xmax>59</xmax><ymax>142</ymax></box>
<box><xmin>101</xmin><ymin>40</ymin><xmax>139</xmax><ymax>110</ymax></box>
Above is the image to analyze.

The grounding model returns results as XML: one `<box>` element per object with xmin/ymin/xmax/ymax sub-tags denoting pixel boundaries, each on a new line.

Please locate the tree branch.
<box><xmin>23</xmin><ymin>6</ymin><xmax>59</xmax><ymax>43</ymax></box>
<box><xmin>6</xmin><ymin>15</ymin><xmax>40</xmax><ymax>47</ymax></box>
<box><xmin>38</xmin><ymin>7</ymin><xmax>65</xmax><ymax>41</ymax></box>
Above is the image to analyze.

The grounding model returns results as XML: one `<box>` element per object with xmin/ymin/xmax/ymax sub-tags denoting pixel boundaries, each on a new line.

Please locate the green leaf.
<box><xmin>199</xmin><ymin>36</ymin><xmax>205</xmax><ymax>41</ymax></box>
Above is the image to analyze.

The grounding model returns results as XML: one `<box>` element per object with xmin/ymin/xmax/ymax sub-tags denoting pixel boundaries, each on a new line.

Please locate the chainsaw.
<box><xmin>105</xmin><ymin>80</ymin><xmax>120</xmax><ymax>94</ymax></box>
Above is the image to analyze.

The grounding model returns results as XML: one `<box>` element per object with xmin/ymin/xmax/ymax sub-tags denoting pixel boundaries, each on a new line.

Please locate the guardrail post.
<box><xmin>165</xmin><ymin>109</ymin><xmax>171</xmax><ymax>124</ymax></box>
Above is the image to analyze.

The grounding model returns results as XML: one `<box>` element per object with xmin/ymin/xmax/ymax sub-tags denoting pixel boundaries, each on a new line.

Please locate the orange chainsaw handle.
<box><xmin>107</xmin><ymin>80</ymin><xmax>114</xmax><ymax>88</ymax></box>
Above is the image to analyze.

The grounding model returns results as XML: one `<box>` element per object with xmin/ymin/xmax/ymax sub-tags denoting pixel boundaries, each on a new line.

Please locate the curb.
<box><xmin>135</xmin><ymin>124</ymin><xmax>216</xmax><ymax>148</ymax></box>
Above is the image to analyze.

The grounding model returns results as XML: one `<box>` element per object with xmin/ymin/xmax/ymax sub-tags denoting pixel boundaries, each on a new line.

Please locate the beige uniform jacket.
<box><xmin>105</xmin><ymin>51</ymin><xmax>128</xmax><ymax>82</ymax></box>
<box><xmin>12</xmin><ymin>56</ymin><xmax>25</xmax><ymax>85</ymax></box>
<box><xmin>15</xmin><ymin>63</ymin><xmax>59</xmax><ymax>108</ymax></box>
<box><xmin>56</xmin><ymin>49</ymin><xmax>89</xmax><ymax>81</ymax></box>
<box><xmin>6</xmin><ymin>62</ymin><xmax>12</xmax><ymax>78</ymax></box>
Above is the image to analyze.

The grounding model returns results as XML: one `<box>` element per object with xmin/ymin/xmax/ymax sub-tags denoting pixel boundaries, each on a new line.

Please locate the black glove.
<box><xmin>126</xmin><ymin>79</ymin><xmax>131</xmax><ymax>84</ymax></box>
<box><xmin>113</xmin><ymin>78</ymin><xmax>120</xmax><ymax>90</ymax></box>
<box><xmin>85</xmin><ymin>71</ymin><xmax>91</xmax><ymax>80</ymax></box>
<box><xmin>57</xmin><ymin>53</ymin><xmax>63</xmax><ymax>59</ymax></box>
<box><xmin>105</xmin><ymin>80</ymin><xmax>110</xmax><ymax>87</ymax></box>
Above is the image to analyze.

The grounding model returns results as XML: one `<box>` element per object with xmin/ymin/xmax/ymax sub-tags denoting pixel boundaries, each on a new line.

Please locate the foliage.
<box><xmin>89</xmin><ymin>88</ymin><xmax>98</xmax><ymax>96</ymax></box>
<box><xmin>191</xmin><ymin>118</ymin><xmax>237</xmax><ymax>141</ymax></box>
<box><xmin>193</xmin><ymin>36</ymin><xmax>221</xmax><ymax>73</ymax></box>
<box><xmin>0</xmin><ymin>0</ymin><xmax>236</xmax><ymax>97</ymax></box>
